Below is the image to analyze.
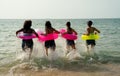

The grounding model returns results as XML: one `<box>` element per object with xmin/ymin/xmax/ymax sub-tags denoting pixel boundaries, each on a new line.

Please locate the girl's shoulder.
<box><xmin>91</xmin><ymin>27</ymin><xmax>95</xmax><ymax>29</ymax></box>
<box><xmin>71</xmin><ymin>28</ymin><xmax>76</xmax><ymax>32</ymax></box>
<box><xmin>50</xmin><ymin>28</ymin><xmax>56</xmax><ymax>32</ymax></box>
<box><xmin>30</xmin><ymin>28</ymin><xmax>34</xmax><ymax>30</ymax></box>
<box><xmin>30</xmin><ymin>28</ymin><xmax>35</xmax><ymax>31</ymax></box>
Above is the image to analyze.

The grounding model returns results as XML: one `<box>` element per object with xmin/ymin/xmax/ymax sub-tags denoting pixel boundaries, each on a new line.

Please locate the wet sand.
<box><xmin>1</xmin><ymin>63</ymin><xmax>120</xmax><ymax>76</ymax></box>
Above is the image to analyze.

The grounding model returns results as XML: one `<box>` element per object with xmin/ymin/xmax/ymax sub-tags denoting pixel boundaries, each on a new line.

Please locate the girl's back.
<box><xmin>46</xmin><ymin>28</ymin><xmax>54</xmax><ymax>34</ymax></box>
<box><xmin>67</xmin><ymin>28</ymin><xmax>74</xmax><ymax>34</ymax></box>
<box><xmin>23</xmin><ymin>28</ymin><xmax>34</xmax><ymax>34</ymax></box>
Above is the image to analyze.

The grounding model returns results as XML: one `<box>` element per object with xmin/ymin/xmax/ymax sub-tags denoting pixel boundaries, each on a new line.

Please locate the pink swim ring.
<box><xmin>59</xmin><ymin>29</ymin><xmax>77</xmax><ymax>40</ymax></box>
<box><xmin>36</xmin><ymin>30</ymin><xmax>59</xmax><ymax>42</ymax></box>
<box><xmin>17</xmin><ymin>32</ymin><xmax>37</xmax><ymax>40</ymax></box>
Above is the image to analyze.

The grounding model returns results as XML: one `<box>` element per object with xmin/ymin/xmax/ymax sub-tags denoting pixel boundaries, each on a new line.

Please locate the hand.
<box><xmin>94</xmin><ymin>31</ymin><xmax>98</xmax><ymax>34</ymax></box>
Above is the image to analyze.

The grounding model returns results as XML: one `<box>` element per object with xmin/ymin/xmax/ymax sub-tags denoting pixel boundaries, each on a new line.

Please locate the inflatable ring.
<box><xmin>17</xmin><ymin>32</ymin><xmax>37</xmax><ymax>40</ymax></box>
<box><xmin>60</xmin><ymin>29</ymin><xmax>77</xmax><ymax>40</ymax></box>
<box><xmin>37</xmin><ymin>30</ymin><xmax>59</xmax><ymax>42</ymax></box>
<box><xmin>81</xmin><ymin>34</ymin><xmax>100</xmax><ymax>40</ymax></box>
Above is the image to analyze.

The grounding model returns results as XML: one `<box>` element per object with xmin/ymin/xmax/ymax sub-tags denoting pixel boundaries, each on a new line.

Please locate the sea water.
<box><xmin>0</xmin><ymin>19</ymin><xmax>120</xmax><ymax>73</ymax></box>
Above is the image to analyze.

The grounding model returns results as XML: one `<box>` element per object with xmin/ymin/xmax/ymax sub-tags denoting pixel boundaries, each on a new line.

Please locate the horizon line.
<box><xmin>0</xmin><ymin>17</ymin><xmax>120</xmax><ymax>20</ymax></box>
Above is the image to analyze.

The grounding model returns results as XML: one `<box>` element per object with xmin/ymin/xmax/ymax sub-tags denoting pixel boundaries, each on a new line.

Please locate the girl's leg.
<box><xmin>91</xmin><ymin>44</ymin><xmax>95</xmax><ymax>50</ymax></box>
<box><xmin>29</xmin><ymin>48</ymin><xmax>33</xmax><ymax>59</ymax></box>
<box><xmin>66</xmin><ymin>45</ymin><xmax>70</xmax><ymax>50</ymax></box>
<box><xmin>45</xmin><ymin>48</ymin><xmax>48</xmax><ymax>56</ymax></box>
<box><xmin>90</xmin><ymin>44</ymin><xmax>95</xmax><ymax>56</ymax></box>
<box><xmin>71</xmin><ymin>44</ymin><xmax>76</xmax><ymax>50</ymax></box>
<box><xmin>66</xmin><ymin>45</ymin><xmax>70</xmax><ymax>55</ymax></box>
<box><xmin>51</xmin><ymin>45</ymin><xmax>56</xmax><ymax>51</ymax></box>
<box><xmin>22</xmin><ymin>41</ymin><xmax>26</xmax><ymax>52</ymax></box>
<box><xmin>86</xmin><ymin>44</ymin><xmax>90</xmax><ymax>55</ymax></box>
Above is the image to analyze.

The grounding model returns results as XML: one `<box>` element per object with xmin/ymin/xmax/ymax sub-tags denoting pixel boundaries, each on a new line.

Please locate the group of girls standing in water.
<box><xmin>16</xmin><ymin>20</ymin><xmax>100</xmax><ymax>59</ymax></box>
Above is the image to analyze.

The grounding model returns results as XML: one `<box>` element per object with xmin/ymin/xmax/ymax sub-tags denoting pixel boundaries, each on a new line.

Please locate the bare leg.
<box><xmin>45</xmin><ymin>48</ymin><xmax>48</xmax><ymax>56</ymax></box>
<box><xmin>66</xmin><ymin>45</ymin><xmax>70</xmax><ymax>50</ymax></box>
<box><xmin>90</xmin><ymin>44</ymin><xmax>95</xmax><ymax>56</ymax></box>
<box><xmin>22</xmin><ymin>44</ymin><xmax>28</xmax><ymax>52</ymax></box>
<box><xmin>22</xmin><ymin>48</ymin><xmax>26</xmax><ymax>52</ymax></box>
<box><xmin>86</xmin><ymin>44</ymin><xmax>90</xmax><ymax>55</ymax></box>
<box><xmin>71</xmin><ymin>44</ymin><xmax>76</xmax><ymax>50</ymax></box>
<box><xmin>29</xmin><ymin>48</ymin><xmax>32</xmax><ymax>60</ymax></box>
<box><xmin>66</xmin><ymin>45</ymin><xmax>70</xmax><ymax>55</ymax></box>
<box><xmin>51</xmin><ymin>46</ymin><xmax>55</xmax><ymax>51</ymax></box>
<box><xmin>91</xmin><ymin>44</ymin><xmax>95</xmax><ymax>50</ymax></box>
<box><xmin>23</xmin><ymin>47</ymin><xmax>32</xmax><ymax>60</ymax></box>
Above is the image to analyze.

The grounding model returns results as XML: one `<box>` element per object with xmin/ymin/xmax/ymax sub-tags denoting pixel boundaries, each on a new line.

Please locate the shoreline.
<box><xmin>0</xmin><ymin>62</ymin><xmax>120</xmax><ymax>76</ymax></box>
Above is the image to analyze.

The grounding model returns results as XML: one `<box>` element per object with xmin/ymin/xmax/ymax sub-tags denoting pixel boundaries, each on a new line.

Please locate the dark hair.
<box><xmin>23</xmin><ymin>20</ymin><xmax>32</xmax><ymax>30</ymax></box>
<box><xmin>87</xmin><ymin>21</ymin><xmax>93</xmax><ymax>27</ymax></box>
<box><xmin>45</xmin><ymin>21</ymin><xmax>52</xmax><ymax>29</ymax></box>
<box><xmin>66</xmin><ymin>22</ymin><xmax>72</xmax><ymax>30</ymax></box>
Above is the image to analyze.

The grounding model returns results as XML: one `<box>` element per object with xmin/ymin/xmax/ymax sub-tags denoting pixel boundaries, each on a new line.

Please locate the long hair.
<box><xmin>66</xmin><ymin>22</ymin><xmax>72</xmax><ymax>31</ymax></box>
<box><xmin>45</xmin><ymin>21</ymin><xmax>52</xmax><ymax>31</ymax></box>
<box><xmin>23</xmin><ymin>20</ymin><xmax>32</xmax><ymax>30</ymax></box>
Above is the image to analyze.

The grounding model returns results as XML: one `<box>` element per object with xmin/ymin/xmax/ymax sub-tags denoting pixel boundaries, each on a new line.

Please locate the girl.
<box><xmin>16</xmin><ymin>20</ymin><xmax>38</xmax><ymax>59</ymax></box>
<box><xmin>43</xmin><ymin>21</ymin><xmax>60</xmax><ymax>56</ymax></box>
<box><xmin>85</xmin><ymin>21</ymin><xmax>100</xmax><ymax>55</ymax></box>
<box><xmin>65</xmin><ymin>22</ymin><xmax>77</xmax><ymax>54</ymax></box>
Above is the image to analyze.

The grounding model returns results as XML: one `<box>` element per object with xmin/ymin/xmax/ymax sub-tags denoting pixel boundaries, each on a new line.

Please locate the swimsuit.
<box><xmin>66</xmin><ymin>39</ymin><xmax>75</xmax><ymax>46</ymax></box>
<box><xmin>22</xmin><ymin>39</ymin><xmax>33</xmax><ymax>50</ymax></box>
<box><xmin>45</xmin><ymin>40</ymin><xmax>56</xmax><ymax>49</ymax></box>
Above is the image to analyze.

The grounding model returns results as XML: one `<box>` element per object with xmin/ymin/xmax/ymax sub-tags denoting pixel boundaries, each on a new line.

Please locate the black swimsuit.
<box><xmin>66</xmin><ymin>40</ymin><xmax>75</xmax><ymax>46</ymax></box>
<box><xmin>22</xmin><ymin>39</ymin><xmax>33</xmax><ymax>50</ymax></box>
<box><xmin>45</xmin><ymin>40</ymin><xmax>56</xmax><ymax>49</ymax></box>
<box><xmin>86</xmin><ymin>40</ymin><xmax>96</xmax><ymax>45</ymax></box>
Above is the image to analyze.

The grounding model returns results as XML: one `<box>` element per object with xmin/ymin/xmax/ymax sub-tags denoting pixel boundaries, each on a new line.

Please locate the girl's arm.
<box><xmin>94</xmin><ymin>27</ymin><xmax>100</xmax><ymax>33</ymax></box>
<box><xmin>16</xmin><ymin>28</ymin><xmax>23</xmax><ymax>35</ymax></box>
<box><xmin>72</xmin><ymin>29</ymin><xmax>78</xmax><ymax>35</ymax></box>
<box><xmin>32</xmin><ymin>29</ymin><xmax>39</xmax><ymax>37</ymax></box>
<box><xmin>53</xmin><ymin>28</ymin><xmax>60</xmax><ymax>34</ymax></box>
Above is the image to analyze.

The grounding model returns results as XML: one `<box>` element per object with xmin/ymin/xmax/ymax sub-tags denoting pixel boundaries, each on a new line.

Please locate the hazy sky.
<box><xmin>0</xmin><ymin>0</ymin><xmax>120</xmax><ymax>19</ymax></box>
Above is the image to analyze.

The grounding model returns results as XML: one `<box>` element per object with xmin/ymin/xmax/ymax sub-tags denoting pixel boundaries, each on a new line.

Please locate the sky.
<box><xmin>0</xmin><ymin>0</ymin><xmax>120</xmax><ymax>19</ymax></box>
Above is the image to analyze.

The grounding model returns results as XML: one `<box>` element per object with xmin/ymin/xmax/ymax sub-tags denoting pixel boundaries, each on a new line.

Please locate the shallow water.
<box><xmin>0</xmin><ymin>19</ymin><xmax>120</xmax><ymax>75</ymax></box>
